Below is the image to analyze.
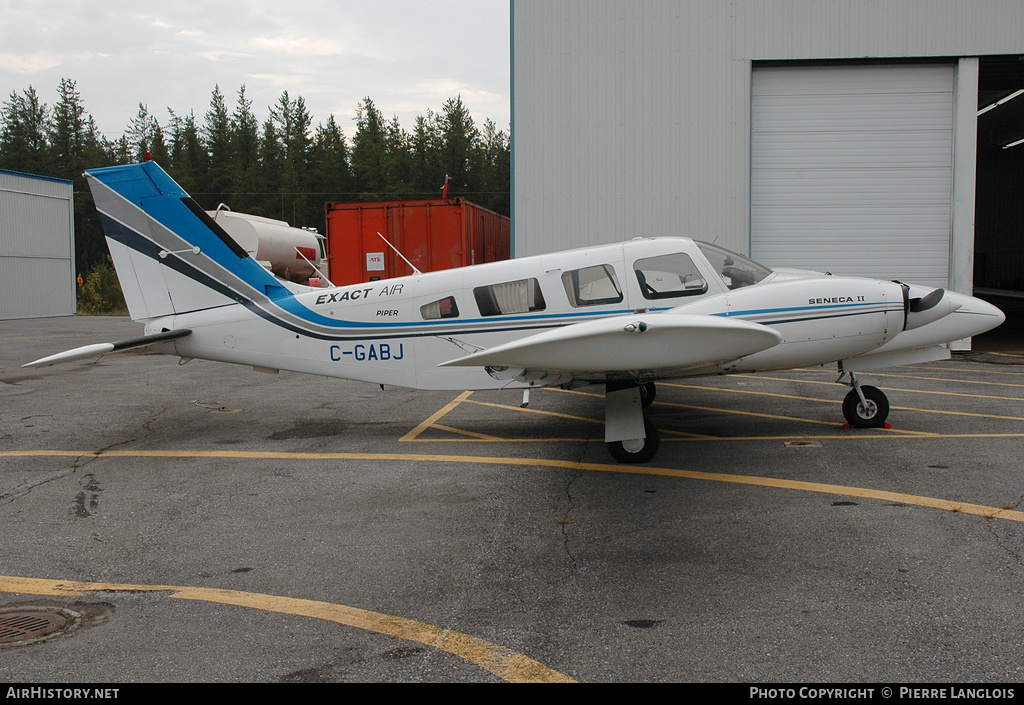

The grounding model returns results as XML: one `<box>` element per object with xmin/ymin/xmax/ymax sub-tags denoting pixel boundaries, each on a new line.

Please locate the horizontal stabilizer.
<box><xmin>24</xmin><ymin>329</ymin><xmax>191</xmax><ymax>368</ymax></box>
<box><xmin>439</xmin><ymin>314</ymin><xmax>781</xmax><ymax>373</ymax></box>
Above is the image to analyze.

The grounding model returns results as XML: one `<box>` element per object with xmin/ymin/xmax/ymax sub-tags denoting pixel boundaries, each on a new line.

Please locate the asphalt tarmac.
<box><xmin>1</xmin><ymin>315</ymin><xmax>1023</xmax><ymax>683</ymax></box>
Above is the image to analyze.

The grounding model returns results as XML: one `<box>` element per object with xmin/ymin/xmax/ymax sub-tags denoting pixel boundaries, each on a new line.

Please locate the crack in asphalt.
<box><xmin>0</xmin><ymin>406</ymin><xmax>169</xmax><ymax>510</ymax></box>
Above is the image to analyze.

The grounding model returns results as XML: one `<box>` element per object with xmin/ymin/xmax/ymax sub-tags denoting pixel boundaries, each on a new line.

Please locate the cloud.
<box><xmin>0</xmin><ymin>52</ymin><xmax>65</xmax><ymax>74</ymax></box>
<box><xmin>0</xmin><ymin>0</ymin><xmax>510</xmax><ymax>136</ymax></box>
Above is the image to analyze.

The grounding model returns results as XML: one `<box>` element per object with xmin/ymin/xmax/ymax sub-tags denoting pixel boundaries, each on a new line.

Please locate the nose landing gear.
<box><xmin>840</xmin><ymin>372</ymin><xmax>890</xmax><ymax>428</ymax></box>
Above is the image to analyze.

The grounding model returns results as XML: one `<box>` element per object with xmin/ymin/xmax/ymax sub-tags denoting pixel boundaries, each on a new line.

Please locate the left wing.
<box><xmin>439</xmin><ymin>313</ymin><xmax>781</xmax><ymax>373</ymax></box>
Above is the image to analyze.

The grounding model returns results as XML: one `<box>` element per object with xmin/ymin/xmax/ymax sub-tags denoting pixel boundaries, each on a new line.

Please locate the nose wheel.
<box><xmin>841</xmin><ymin>373</ymin><xmax>890</xmax><ymax>428</ymax></box>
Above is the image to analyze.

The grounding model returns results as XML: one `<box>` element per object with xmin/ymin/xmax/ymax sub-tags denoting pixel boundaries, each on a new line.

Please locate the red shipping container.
<box><xmin>324</xmin><ymin>198</ymin><xmax>511</xmax><ymax>286</ymax></box>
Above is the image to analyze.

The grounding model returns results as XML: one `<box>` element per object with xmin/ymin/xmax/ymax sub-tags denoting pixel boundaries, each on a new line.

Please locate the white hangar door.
<box><xmin>751</xmin><ymin>64</ymin><xmax>955</xmax><ymax>288</ymax></box>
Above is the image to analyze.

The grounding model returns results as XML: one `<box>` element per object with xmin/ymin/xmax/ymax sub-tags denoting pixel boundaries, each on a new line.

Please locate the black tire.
<box><xmin>842</xmin><ymin>385</ymin><xmax>889</xmax><ymax>428</ymax></box>
<box><xmin>607</xmin><ymin>418</ymin><xmax>661</xmax><ymax>463</ymax></box>
<box><xmin>640</xmin><ymin>382</ymin><xmax>657</xmax><ymax>408</ymax></box>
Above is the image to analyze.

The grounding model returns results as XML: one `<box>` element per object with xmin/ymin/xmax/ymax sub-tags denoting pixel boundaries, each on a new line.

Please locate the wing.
<box><xmin>23</xmin><ymin>329</ymin><xmax>191</xmax><ymax>368</ymax></box>
<box><xmin>438</xmin><ymin>313</ymin><xmax>781</xmax><ymax>373</ymax></box>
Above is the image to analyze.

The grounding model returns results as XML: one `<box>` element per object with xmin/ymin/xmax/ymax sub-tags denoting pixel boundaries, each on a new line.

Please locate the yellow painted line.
<box><xmin>655</xmin><ymin>398</ymin><xmax>839</xmax><ymax>428</ymax></box>
<box><xmin>400</xmin><ymin>391</ymin><xmax>474</xmax><ymax>442</ymax></box>
<box><xmin>522</xmin><ymin>387</ymin><xmax>842</xmax><ymax>436</ymax></box>
<box><xmin>989</xmin><ymin>351</ymin><xmax>1024</xmax><ymax>360</ymax></box>
<box><xmin>663</xmin><ymin>381</ymin><xmax>839</xmax><ymax>405</ymax></box>
<box><xmin>853</xmin><ymin>371</ymin><xmax>1024</xmax><ymax>389</ymax></box>
<box><xmin>462</xmin><ymin>398</ymin><xmax>605</xmax><ymax>425</ymax></box>
<box><xmin>393</xmin><ymin>438</ymin><xmax>602</xmax><ymax>442</ymax></box>
<box><xmin>545</xmin><ymin>384</ymin><xmax>841</xmax><ymax>429</ymax></box>
<box><xmin>673</xmin><ymin>377</ymin><xmax>1024</xmax><ymax>422</ymax></box>
<box><xmin>657</xmin><ymin>426</ymin><xmax>721</xmax><ymax>440</ymax></box>
<box><xmin>665</xmin><ymin>432</ymin><xmax>1024</xmax><ymax>441</ymax></box>
<box><xmin>3</xmin><ymin>449</ymin><xmax>1023</xmax><ymax>524</ymax></box>
<box><xmin>913</xmin><ymin>364</ymin><xmax>1024</xmax><ymax>376</ymax></box>
<box><xmin>430</xmin><ymin>423</ymin><xmax>505</xmax><ymax>441</ymax></box>
<box><xmin>0</xmin><ymin>575</ymin><xmax>574</xmax><ymax>683</ymax></box>
<box><xmin>884</xmin><ymin>406</ymin><xmax>1024</xmax><ymax>423</ymax></box>
<box><xmin>706</xmin><ymin>378</ymin><xmax>1024</xmax><ymax>422</ymax></box>
<box><xmin>534</xmin><ymin>383</ymin><xmax>998</xmax><ymax>427</ymax></box>
<box><xmin>400</xmin><ymin>430</ymin><xmax>1024</xmax><ymax>443</ymax></box>
<box><xmin>735</xmin><ymin>374</ymin><xmax>1024</xmax><ymax>403</ymax></box>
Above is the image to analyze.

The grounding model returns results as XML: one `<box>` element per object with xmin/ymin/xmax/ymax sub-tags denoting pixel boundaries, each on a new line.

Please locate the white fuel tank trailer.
<box><xmin>208</xmin><ymin>206</ymin><xmax>325</xmax><ymax>283</ymax></box>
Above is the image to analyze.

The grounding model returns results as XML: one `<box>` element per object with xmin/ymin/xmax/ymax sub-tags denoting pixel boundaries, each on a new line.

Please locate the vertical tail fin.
<box><xmin>87</xmin><ymin>161</ymin><xmax>291</xmax><ymax>321</ymax></box>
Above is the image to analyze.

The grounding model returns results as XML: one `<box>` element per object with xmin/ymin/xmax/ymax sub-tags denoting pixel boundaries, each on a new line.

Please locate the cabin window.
<box><xmin>420</xmin><ymin>296</ymin><xmax>460</xmax><ymax>320</ymax></box>
<box><xmin>696</xmin><ymin>242</ymin><xmax>772</xmax><ymax>290</ymax></box>
<box><xmin>634</xmin><ymin>253</ymin><xmax>708</xmax><ymax>299</ymax></box>
<box><xmin>473</xmin><ymin>279</ymin><xmax>546</xmax><ymax>316</ymax></box>
<box><xmin>561</xmin><ymin>265</ymin><xmax>624</xmax><ymax>307</ymax></box>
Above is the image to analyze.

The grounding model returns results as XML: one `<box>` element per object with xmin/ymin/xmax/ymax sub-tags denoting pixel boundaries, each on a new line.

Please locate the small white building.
<box><xmin>0</xmin><ymin>169</ymin><xmax>76</xmax><ymax>319</ymax></box>
<box><xmin>511</xmin><ymin>0</ymin><xmax>1024</xmax><ymax>299</ymax></box>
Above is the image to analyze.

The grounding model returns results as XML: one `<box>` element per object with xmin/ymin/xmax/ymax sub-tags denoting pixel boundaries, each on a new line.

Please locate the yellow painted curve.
<box><xmin>0</xmin><ymin>575</ymin><xmax>574</xmax><ymax>683</ymax></box>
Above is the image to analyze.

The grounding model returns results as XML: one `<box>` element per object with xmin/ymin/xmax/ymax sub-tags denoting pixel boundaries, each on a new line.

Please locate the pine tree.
<box><xmin>474</xmin><ymin>118</ymin><xmax>511</xmax><ymax>214</ymax></box>
<box><xmin>438</xmin><ymin>95</ymin><xmax>478</xmax><ymax>197</ymax></box>
<box><xmin>257</xmin><ymin>118</ymin><xmax>284</xmax><ymax>219</ymax></box>
<box><xmin>351</xmin><ymin>97</ymin><xmax>388</xmax><ymax>198</ymax></box>
<box><xmin>0</xmin><ymin>87</ymin><xmax>49</xmax><ymax>172</ymax></box>
<box><xmin>125</xmin><ymin>103</ymin><xmax>157</xmax><ymax>162</ymax></box>
<box><xmin>267</xmin><ymin>91</ymin><xmax>315</xmax><ymax>224</ymax></box>
<box><xmin>311</xmin><ymin>114</ymin><xmax>353</xmax><ymax>207</ymax></box>
<box><xmin>204</xmin><ymin>85</ymin><xmax>231</xmax><ymax>206</ymax></box>
<box><xmin>48</xmin><ymin>79</ymin><xmax>112</xmax><ymax>278</ymax></box>
<box><xmin>166</xmin><ymin>109</ymin><xmax>205</xmax><ymax>195</ymax></box>
<box><xmin>0</xmin><ymin>80</ymin><xmax>512</xmax><ymax>287</ymax></box>
<box><xmin>48</xmin><ymin>78</ymin><xmax>86</xmax><ymax>180</ymax></box>
<box><xmin>410</xmin><ymin>111</ymin><xmax>443</xmax><ymax>197</ymax></box>
<box><xmin>384</xmin><ymin>114</ymin><xmax>411</xmax><ymax>197</ymax></box>
<box><xmin>228</xmin><ymin>85</ymin><xmax>261</xmax><ymax>214</ymax></box>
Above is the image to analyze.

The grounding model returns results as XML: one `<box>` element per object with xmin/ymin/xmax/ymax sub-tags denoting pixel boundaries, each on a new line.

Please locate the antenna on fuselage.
<box><xmin>377</xmin><ymin>232</ymin><xmax>423</xmax><ymax>276</ymax></box>
<box><xmin>294</xmin><ymin>246</ymin><xmax>334</xmax><ymax>288</ymax></box>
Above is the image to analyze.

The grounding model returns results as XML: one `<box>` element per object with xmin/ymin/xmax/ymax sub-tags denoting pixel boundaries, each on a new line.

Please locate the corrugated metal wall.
<box><xmin>0</xmin><ymin>170</ymin><xmax>75</xmax><ymax>319</ymax></box>
<box><xmin>511</xmin><ymin>0</ymin><xmax>1024</xmax><ymax>261</ymax></box>
<box><xmin>751</xmin><ymin>63</ymin><xmax>955</xmax><ymax>287</ymax></box>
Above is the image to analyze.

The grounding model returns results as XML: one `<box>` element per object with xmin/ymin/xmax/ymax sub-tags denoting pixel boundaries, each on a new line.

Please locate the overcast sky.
<box><xmin>1</xmin><ymin>0</ymin><xmax>511</xmax><ymax>140</ymax></box>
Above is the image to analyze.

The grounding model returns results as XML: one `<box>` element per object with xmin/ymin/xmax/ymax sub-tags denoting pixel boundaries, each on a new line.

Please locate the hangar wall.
<box><xmin>0</xmin><ymin>169</ymin><xmax>75</xmax><ymax>319</ymax></box>
<box><xmin>511</xmin><ymin>0</ymin><xmax>1024</xmax><ymax>292</ymax></box>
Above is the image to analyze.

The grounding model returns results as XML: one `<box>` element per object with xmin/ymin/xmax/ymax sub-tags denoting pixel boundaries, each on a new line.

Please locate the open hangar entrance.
<box><xmin>976</xmin><ymin>55</ymin><xmax>1024</xmax><ymax>321</ymax></box>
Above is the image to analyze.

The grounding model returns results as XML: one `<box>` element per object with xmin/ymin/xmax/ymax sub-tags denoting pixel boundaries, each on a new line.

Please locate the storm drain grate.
<box><xmin>0</xmin><ymin>608</ymin><xmax>77</xmax><ymax>646</ymax></box>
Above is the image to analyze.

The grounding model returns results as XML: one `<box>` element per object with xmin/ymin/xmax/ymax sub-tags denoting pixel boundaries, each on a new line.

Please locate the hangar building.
<box><xmin>511</xmin><ymin>0</ymin><xmax>1024</xmax><ymax>304</ymax></box>
<box><xmin>0</xmin><ymin>169</ymin><xmax>76</xmax><ymax>319</ymax></box>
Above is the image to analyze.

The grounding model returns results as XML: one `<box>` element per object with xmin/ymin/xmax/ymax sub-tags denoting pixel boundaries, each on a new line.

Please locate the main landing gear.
<box><xmin>602</xmin><ymin>373</ymin><xmax>891</xmax><ymax>463</ymax></box>
<box><xmin>840</xmin><ymin>372</ymin><xmax>890</xmax><ymax>428</ymax></box>
<box><xmin>604</xmin><ymin>381</ymin><xmax>660</xmax><ymax>463</ymax></box>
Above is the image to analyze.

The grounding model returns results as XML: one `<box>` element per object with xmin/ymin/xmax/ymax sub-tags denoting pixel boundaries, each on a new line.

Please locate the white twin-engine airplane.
<box><xmin>27</xmin><ymin>161</ymin><xmax>1005</xmax><ymax>463</ymax></box>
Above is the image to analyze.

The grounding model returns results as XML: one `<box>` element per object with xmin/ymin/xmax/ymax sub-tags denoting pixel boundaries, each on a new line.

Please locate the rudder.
<box><xmin>87</xmin><ymin>161</ymin><xmax>288</xmax><ymax>321</ymax></box>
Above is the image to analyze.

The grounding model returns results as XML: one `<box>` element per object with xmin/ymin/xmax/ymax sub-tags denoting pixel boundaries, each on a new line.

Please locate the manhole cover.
<box><xmin>0</xmin><ymin>607</ymin><xmax>80</xmax><ymax>647</ymax></box>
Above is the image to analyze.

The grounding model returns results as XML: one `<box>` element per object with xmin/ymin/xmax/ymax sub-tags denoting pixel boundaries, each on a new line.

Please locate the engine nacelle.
<box><xmin>674</xmin><ymin>277</ymin><xmax>906</xmax><ymax>371</ymax></box>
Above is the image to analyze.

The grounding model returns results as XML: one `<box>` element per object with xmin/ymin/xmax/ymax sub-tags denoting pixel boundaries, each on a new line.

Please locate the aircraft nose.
<box><xmin>946</xmin><ymin>291</ymin><xmax>1006</xmax><ymax>336</ymax></box>
<box><xmin>978</xmin><ymin>297</ymin><xmax>1007</xmax><ymax>328</ymax></box>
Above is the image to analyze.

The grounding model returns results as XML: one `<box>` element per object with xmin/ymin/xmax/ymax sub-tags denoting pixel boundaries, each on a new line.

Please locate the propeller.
<box><xmin>909</xmin><ymin>287</ymin><xmax>945</xmax><ymax>313</ymax></box>
<box><xmin>894</xmin><ymin>282</ymin><xmax>961</xmax><ymax>332</ymax></box>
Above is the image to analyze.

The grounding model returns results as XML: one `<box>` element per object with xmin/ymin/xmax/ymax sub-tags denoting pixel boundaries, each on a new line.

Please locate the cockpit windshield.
<box><xmin>696</xmin><ymin>241</ymin><xmax>773</xmax><ymax>290</ymax></box>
